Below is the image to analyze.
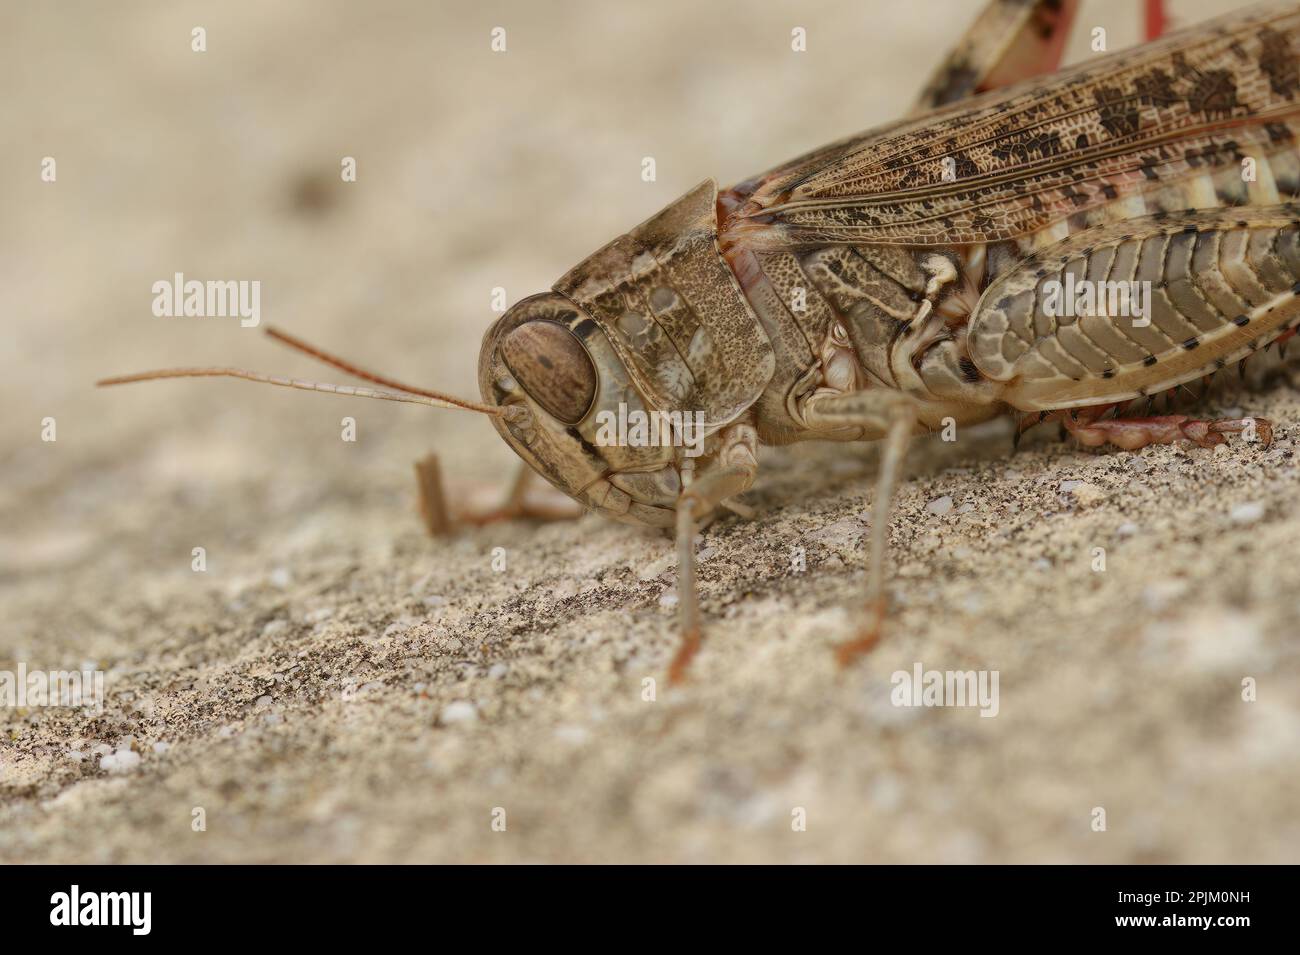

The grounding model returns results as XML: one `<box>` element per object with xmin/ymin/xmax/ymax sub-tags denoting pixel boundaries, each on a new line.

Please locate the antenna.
<box><xmin>97</xmin><ymin>326</ymin><xmax>508</xmax><ymax>417</ymax></box>
<box><xmin>263</xmin><ymin>326</ymin><xmax>499</xmax><ymax>415</ymax></box>
<box><xmin>97</xmin><ymin>366</ymin><xmax>503</xmax><ymax>414</ymax></box>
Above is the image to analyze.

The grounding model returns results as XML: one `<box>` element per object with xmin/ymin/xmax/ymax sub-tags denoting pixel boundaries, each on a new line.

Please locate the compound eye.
<box><xmin>500</xmin><ymin>320</ymin><xmax>597</xmax><ymax>425</ymax></box>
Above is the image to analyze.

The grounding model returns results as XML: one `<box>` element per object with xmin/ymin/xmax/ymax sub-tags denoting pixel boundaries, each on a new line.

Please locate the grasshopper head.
<box><xmin>479</xmin><ymin>291</ymin><xmax>685</xmax><ymax>528</ymax></box>
<box><xmin>479</xmin><ymin>179</ymin><xmax>774</xmax><ymax>529</ymax></box>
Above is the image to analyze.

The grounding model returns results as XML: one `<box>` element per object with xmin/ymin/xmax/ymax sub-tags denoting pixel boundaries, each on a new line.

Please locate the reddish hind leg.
<box><xmin>1059</xmin><ymin>407</ymin><xmax>1274</xmax><ymax>451</ymax></box>
<box><xmin>1145</xmin><ymin>0</ymin><xmax>1167</xmax><ymax>41</ymax></box>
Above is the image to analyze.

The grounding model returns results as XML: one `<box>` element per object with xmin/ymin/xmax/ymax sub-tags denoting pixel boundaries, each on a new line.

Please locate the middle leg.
<box><xmin>802</xmin><ymin>389</ymin><xmax>920</xmax><ymax>667</ymax></box>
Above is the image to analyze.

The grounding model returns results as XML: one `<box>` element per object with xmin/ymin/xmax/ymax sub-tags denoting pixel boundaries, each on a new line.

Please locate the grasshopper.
<box><xmin>102</xmin><ymin>0</ymin><xmax>1300</xmax><ymax>682</ymax></box>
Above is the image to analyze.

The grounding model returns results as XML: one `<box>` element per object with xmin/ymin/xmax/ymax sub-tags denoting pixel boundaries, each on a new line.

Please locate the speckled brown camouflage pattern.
<box><xmin>723</xmin><ymin>2</ymin><xmax>1300</xmax><ymax>246</ymax></box>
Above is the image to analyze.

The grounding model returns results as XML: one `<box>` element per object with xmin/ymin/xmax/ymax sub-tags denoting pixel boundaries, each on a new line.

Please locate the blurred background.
<box><xmin>7</xmin><ymin>0</ymin><xmax>1294</xmax><ymax>865</ymax></box>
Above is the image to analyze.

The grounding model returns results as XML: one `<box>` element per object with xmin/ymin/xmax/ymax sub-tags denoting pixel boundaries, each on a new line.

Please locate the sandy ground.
<box><xmin>3</xmin><ymin>0</ymin><xmax>1298</xmax><ymax>863</ymax></box>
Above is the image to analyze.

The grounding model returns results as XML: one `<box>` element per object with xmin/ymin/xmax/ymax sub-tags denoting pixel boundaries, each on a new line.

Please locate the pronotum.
<box><xmin>103</xmin><ymin>0</ymin><xmax>1300</xmax><ymax>681</ymax></box>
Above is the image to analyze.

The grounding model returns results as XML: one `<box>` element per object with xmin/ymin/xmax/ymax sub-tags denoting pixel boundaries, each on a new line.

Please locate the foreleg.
<box><xmin>414</xmin><ymin>455</ymin><xmax>583</xmax><ymax>537</ymax></box>
<box><xmin>668</xmin><ymin>423</ymin><xmax>759</xmax><ymax>684</ymax></box>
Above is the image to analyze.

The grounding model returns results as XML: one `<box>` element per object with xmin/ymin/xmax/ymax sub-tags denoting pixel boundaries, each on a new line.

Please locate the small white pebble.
<box><xmin>1117</xmin><ymin>522</ymin><xmax>1140</xmax><ymax>537</ymax></box>
<box><xmin>100</xmin><ymin>747</ymin><xmax>140</xmax><ymax>774</ymax></box>
<box><xmin>927</xmin><ymin>495</ymin><xmax>954</xmax><ymax>516</ymax></box>
<box><xmin>268</xmin><ymin>567</ymin><xmax>291</xmax><ymax>588</ymax></box>
<box><xmin>638</xmin><ymin>553</ymin><xmax>675</xmax><ymax>581</ymax></box>
<box><xmin>439</xmin><ymin>701</ymin><xmax>478</xmax><ymax>726</ymax></box>
<box><xmin>1142</xmin><ymin>579</ymin><xmax>1189</xmax><ymax>612</ymax></box>
<box><xmin>1230</xmin><ymin>502</ymin><xmax>1265</xmax><ymax>525</ymax></box>
<box><xmin>658</xmin><ymin>589</ymin><xmax>678</xmax><ymax>608</ymax></box>
<box><xmin>255</xmin><ymin>695</ymin><xmax>273</xmax><ymax>708</ymax></box>
<box><xmin>812</xmin><ymin>517</ymin><xmax>866</xmax><ymax>544</ymax></box>
<box><xmin>487</xmin><ymin>664</ymin><xmax>509</xmax><ymax>680</ymax></box>
<box><xmin>553</xmin><ymin>725</ymin><xmax>590</xmax><ymax>745</ymax></box>
<box><xmin>152</xmin><ymin>742</ymin><xmax>171</xmax><ymax>754</ymax></box>
<box><xmin>261</xmin><ymin>619</ymin><xmax>288</xmax><ymax>638</ymax></box>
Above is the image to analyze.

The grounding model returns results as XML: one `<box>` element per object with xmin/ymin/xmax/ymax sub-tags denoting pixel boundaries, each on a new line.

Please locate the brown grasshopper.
<box><xmin>102</xmin><ymin>0</ymin><xmax>1300</xmax><ymax>682</ymax></box>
